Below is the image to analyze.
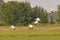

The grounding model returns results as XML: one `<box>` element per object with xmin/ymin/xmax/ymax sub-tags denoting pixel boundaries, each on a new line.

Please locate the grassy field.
<box><xmin>34</xmin><ymin>23</ymin><xmax>60</xmax><ymax>28</ymax></box>
<box><xmin>0</xmin><ymin>24</ymin><xmax>60</xmax><ymax>28</ymax></box>
<box><xmin>0</xmin><ymin>24</ymin><xmax>60</xmax><ymax>40</ymax></box>
<box><xmin>0</xmin><ymin>30</ymin><xmax>60</xmax><ymax>40</ymax></box>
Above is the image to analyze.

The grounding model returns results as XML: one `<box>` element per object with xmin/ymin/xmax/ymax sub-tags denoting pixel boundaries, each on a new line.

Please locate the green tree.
<box><xmin>20</xmin><ymin>2</ymin><xmax>32</xmax><ymax>25</ymax></box>
<box><xmin>0</xmin><ymin>1</ymin><xmax>19</xmax><ymax>25</ymax></box>
<box><xmin>57</xmin><ymin>5</ymin><xmax>60</xmax><ymax>23</ymax></box>
<box><xmin>0</xmin><ymin>1</ymin><xmax>32</xmax><ymax>25</ymax></box>
<box><xmin>31</xmin><ymin>6</ymin><xmax>48</xmax><ymax>23</ymax></box>
<box><xmin>0</xmin><ymin>1</ymin><xmax>49</xmax><ymax>26</ymax></box>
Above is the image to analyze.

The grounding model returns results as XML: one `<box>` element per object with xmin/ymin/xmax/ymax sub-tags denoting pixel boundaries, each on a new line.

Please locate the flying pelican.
<box><xmin>34</xmin><ymin>17</ymin><xmax>41</xmax><ymax>24</ymax></box>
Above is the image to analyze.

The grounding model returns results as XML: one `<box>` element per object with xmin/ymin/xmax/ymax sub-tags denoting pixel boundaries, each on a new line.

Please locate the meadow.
<box><xmin>0</xmin><ymin>30</ymin><xmax>60</xmax><ymax>40</ymax></box>
<box><xmin>0</xmin><ymin>24</ymin><xmax>60</xmax><ymax>40</ymax></box>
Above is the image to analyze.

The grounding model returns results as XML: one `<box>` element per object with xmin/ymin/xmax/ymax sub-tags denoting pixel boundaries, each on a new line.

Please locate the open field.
<box><xmin>0</xmin><ymin>24</ymin><xmax>60</xmax><ymax>40</ymax></box>
<box><xmin>0</xmin><ymin>30</ymin><xmax>60</xmax><ymax>40</ymax></box>
<box><xmin>0</xmin><ymin>24</ymin><xmax>60</xmax><ymax>30</ymax></box>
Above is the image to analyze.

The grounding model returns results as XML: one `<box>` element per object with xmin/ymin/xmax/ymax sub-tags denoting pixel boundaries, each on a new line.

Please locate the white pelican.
<box><xmin>35</xmin><ymin>18</ymin><xmax>41</xmax><ymax>22</ymax></box>
<box><xmin>11</xmin><ymin>25</ymin><xmax>16</xmax><ymax>30</ymax></box>
<box><xmin>34</xmin><ymin>17</ymin><xmax>41</xmax><ymax>24</ymax></box>
<box><xmin>28</xmin><ymin>24</ymin><xmax>34</xmax><ymax>29</ymax></box>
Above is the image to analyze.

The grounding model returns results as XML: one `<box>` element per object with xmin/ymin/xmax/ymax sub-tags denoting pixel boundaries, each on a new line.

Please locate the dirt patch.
<box><xmin>0</xmin><ymin>27</ymin><xmax>60</xmax><ymax>30</ymax></box>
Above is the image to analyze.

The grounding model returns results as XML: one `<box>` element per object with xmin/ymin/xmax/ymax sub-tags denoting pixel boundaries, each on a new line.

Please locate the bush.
<box><xmin>0</xmin><ymin>22</ymin><xmax>9</xmax><ymax>26</ymax></box>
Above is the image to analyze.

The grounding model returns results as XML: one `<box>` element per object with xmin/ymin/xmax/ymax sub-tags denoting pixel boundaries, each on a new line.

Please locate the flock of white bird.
<box><xmin>10</xmin><ymin>8</ymin><xmax>55</xmax><ymax>30</ymax></box>
<box><xmin>10</xmin><ymin>17</ymin><xmax>41</xmax><ymax>30</ymax></box>
<box><xmin>28</xmin><ymin>17</ymin><xmax>41</xmax><ymax>29</ymax></box>
<box><xmin>28</xmin><ymin>8</ymin><xmax>55</xmax><ymax>29</ymax></box>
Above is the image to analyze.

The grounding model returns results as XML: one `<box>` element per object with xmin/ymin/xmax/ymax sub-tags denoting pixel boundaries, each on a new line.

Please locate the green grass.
<box><xmin>0</xmin><ymin>24</ymin><xmax>60</xmax><ymax>28</ymax></box>
<box><xmin>0</xmin><ymin>30</ymin><xmax>60</xmax><ymax>40</ymax></box>
<box><xmin>33</xmin><ymin>23</ymin><xmax>60</xmax><ymax>28</ymax></box>
<box><xmin>0</xmin><ymin>36</ymin><xmax>60</xmax><ymax>40</ymax></box>
<box><xmin>0</xmin><ymin>24</ymin><xmax>60</xmax><ymax>40</ymax></box>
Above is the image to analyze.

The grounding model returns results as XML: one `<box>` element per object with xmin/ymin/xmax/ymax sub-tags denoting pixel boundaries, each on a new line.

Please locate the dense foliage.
<box><xmin>0</xmin><ymin>1</ymin><xmax>58</xmax><ymax>26</ymax></box>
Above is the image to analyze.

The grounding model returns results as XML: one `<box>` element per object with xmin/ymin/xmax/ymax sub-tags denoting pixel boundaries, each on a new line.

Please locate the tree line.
<box><xmin>0</xmin><ymin>1</ymin><xmax>60</xmax><ymax>26</ymax></box>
